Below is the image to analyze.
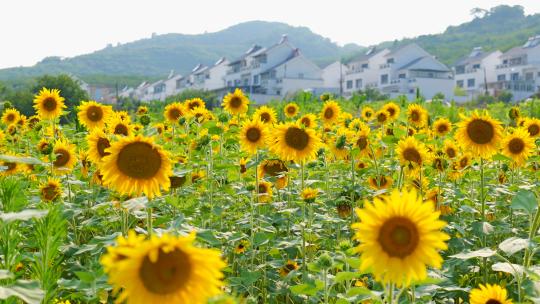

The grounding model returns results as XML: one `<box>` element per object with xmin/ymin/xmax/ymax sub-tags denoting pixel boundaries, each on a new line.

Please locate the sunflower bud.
<box><xmin>139</xmin><ymin>114</ymin><xmax>151</xmax><ymax>126</ymax></box>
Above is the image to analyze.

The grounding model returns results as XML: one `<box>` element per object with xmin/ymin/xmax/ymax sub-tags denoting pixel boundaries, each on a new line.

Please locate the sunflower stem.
<box><xmin>146</xmin><ymin>204</ymin><xmax>153</xmax><ymax>236</ymax></box>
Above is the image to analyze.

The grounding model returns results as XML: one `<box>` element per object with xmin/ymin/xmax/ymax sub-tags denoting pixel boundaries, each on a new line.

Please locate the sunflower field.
<box><xmin>0</xmin><ymin>87</ymin><xmax>540</xmax><ymax>304</ymax></box>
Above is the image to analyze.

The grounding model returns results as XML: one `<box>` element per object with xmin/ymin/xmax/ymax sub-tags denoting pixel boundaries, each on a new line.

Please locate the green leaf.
<box><xmin>450</xmin><ymin>248</ymin><xmax>496</xmax><ymax>260</ymax></box>
<box><xmin>75</xmin><ymin>271</ymin><xmax>95</xmax><ymax>283</ymax></box>
<box><xmin>492</xmin><ymin>262</ymin><xmax>524</xmax><ymax>276</ymax></box>
<box><xmin>334</xmin><ymin>271</ymin><xmax>363</xmax><ymax>283</ymax></box>
<box><xmin>0</xmin><ymin>155</ymin><xmax>44</xmax><ymax>165</ymax></box>
<box><xmin>253</xmin><ymin>232</ymin><xmax>273</xmax><ymax>247</ymax></box>
<box><xmin>290</xmin><ymin>280</ymin><xmax>324</xmax><ymax>296</ymax></box>
<box><xmin>0</xmin><ymin>209</ymin><xmax>48</xmax><ymax>223</ymax></box>
<box><xmin>344</xmin><ymin>257</ymin><xmax>362</xmax><ymax>269</ymax></box>
<box><xmin>0</xmin><ymin>280</ymin><xmax>44</xmax><ymax>304</ymax></box>
<box><xmin>492</xmin><ymin>153</ymin><xmax>512</xmax><ymax>162</ymax></box>
<box><xmin>498</xmin><ymin>237</ymin><xmax>530</xmax><ymax>256</ymax></box>
<box><xmin>511</xmin><ymin>190</ymin><xmax>537</xmax><ymax>215</ymax></box>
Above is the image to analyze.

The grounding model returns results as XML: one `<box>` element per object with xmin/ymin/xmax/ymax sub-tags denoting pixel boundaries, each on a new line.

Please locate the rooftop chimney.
<box><xmin>279</xmin><ymin>34</ymin><xmax>288</xmax><ymax>44</ymax></box>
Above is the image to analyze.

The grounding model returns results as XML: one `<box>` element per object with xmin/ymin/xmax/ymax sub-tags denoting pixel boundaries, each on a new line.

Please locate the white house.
<box><xmin>343</xmin><ymin>47</ymin><xmax>390</xmax><ymax>96</ymax></box>
<box><xmin>321</xmin><ymin>61</ymin><xmax>348</xmax><ymax>95</ymax></box>
<box><xmin>453</xmin><ymin>47</ymin><xmax>502</xmax><ymax>99</ymax></box>
<box><xmin>490</xmin><ymin>35</ymin><xmax>540</xmax><ymax>101</ymax></box>
<box><xmin>192</xmin><ymin>57</ymin><xmax>229</xmax><ymax>91</ymax></box>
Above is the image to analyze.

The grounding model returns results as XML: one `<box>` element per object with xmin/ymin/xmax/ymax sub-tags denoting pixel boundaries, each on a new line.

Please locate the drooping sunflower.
<box><xmin>37</xmin><ymin>139</ymin><xmax>52</xmax><ymax>155</ymax></box>
<box><xmin>469</xmin><ymin>284</ymin><xmax>513</xmax><ymax>304</ymax></box>
<box><xmin>443</xmin><ymin>140</ymin><xmax>458</xmax><ymax>159</ymax></box>
<box><xmin>2</xmin><ymin>108</ymin><xmax>21</xmax><ymax>125</ymax></box>
<box><xmin>396</xmin><ymin>137</ymin><xmax>430</xmax><ymax>169</ymax></box>
<box><xmin>279</xmin><ymin>260</ymin><xmax>299</xmax><ymax>277</ymax></box>
<box><xmin>268</xmin><ymin>122</ymin><xmax>321</xmax><ymax>163</ymax></box>
<box><xmin>361</xmin><ymin>107</ymin><xmax>374</xmax><ymax>121</ymax></box>
<box><xmin>253</xmin><ymin>106</ymin><xmax>277</xmax><ymax>124</ymax></box>
<box><xmin>354</xmin><ymin>129</ymin><xmax>371</xmax><ymax>157</ymax></box>
<box><xmin>222</xmin><ymin>88</ymin><xmax>249</xmax><ymax>115</ymax></box>
<box><xmin>108</xmin><ymin>117</ymin><xmax>133</xmax><ymax>137</ymax></box>
<box><xmin>239</xmin><ymin>118</ymin><xmax>268</xmax><ymax>154</ymax></box>
<box><xmin>457</xmin><ymin>152</ymin><xmax>472</xmax><ymax>170</ymax></box>
<box><xmin>328</xmin><ymin>128</ymin><xmax>351</xmax><ymax>160</ymax></box>
<box><xmin>33</xmin><ymin>88</ymin><xmax>66</xmax><ymax>120</ymax></box>
<box><xmin>100</xmin><ymin>136</ymin><xmax>172</xmax><ymax>199</ymax></box>
<box><xmin>77</xmin><ymin>101</ymin><xmax>112</xmax><ymax>130</ymax></box>
<box><xmin>40</xmin><ymin>178</ymin><xmax>62</xmax><ymax>202</ymax></box>
<box><xmin>524</xmin><ymin>118</ymin><xmax>540</xmax><ymax>138</ymax></box>
<box><xmin>455</xmin><ymin>112</ymin><xmax>502</xmax><ymax>158</ymax></box>
<box><xmin>258</xmin><ymin>159</ymin><xmax>288</xmax><ymax>189</ymax></box>
<box><xmin>52</xmin><ymin>139</ymin><xmax>77</xmax><ymax>175</ymax></box>
<box><xmin>352</xmin><ymin>188</ymin><xmax>449</xmax><ymax>287</ymax></box>
<box><xmin>185</xmin><ymin>98</ymin><xmax>206</xmax><ymax>112</ymax></box>
<box><xmin>257</xmin><ymin>180</ymin><xmax>273</xmax><ymax>203</ymax></box>
<box><xmin>383</xmin><ymin>102</ymin><xmax>400</xmax><ymax>121</ymax></box>
<box><xmin>432</xmin><ymin>118</ymin><xmax>452</xmax><ymax>137</ymax></box>
<box><xmin>163</xmin><ymin>102</ymin><xmax>185</xmax><ymax>124</ymax></box>
<box><xmin>501</xmin><ymin>128</ymin><xmax>535</xmax><ymax>165</ymax></box>
<box><xmin>1</xmin><ymin>155</ymin><xmax>19</xmax><ymax>176</ymax></box>
<box><xmin>321</xmin><ymin>100</ymin><xmax>341</xmax><ymax>125</ymax></box>
<box><xmin>298</xmin><ymin>114</ymin><xmax>317</xmax><ymax>128</ymax></box>
<box><xmin>87</xmin><ymin>129</ymin><xmax>111</xmax><ymax>164</ymax></box>
<box><xmin>284</xmin><ymin>103</ymin><xmax>300</xmax><ymax>118</ymax></box>
<box><xmin>368</xmin><ymin>175</ymin><xmax>393</xmax><ymax>190</ymax></box>
<box><xmin>407</xmin><ymin>104</ymin><xmax>428</xmax><ymax>128</ymax></box>
<box><xmin>189</xmin><ymin>106</ymin><xmax>212</xmax><ymax>123</ymax></box>
<box><xmin>348</xmin><ymin>118</ymin><xmax>369</xmax><ymax>133</ymax></box>
<box><xmin>101</xmin><ymin>232</ymin><xmax>225</xmax><ymax>304</ymax></box>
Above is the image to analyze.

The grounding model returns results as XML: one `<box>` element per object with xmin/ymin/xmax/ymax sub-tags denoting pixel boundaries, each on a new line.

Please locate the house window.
<box><xmin>381</xmin><ymin>74</ymin><xmax>388</xmax><ymax>85</ymax></box>
<box><xmin>457</xmin><ymin>80</ymin><xmax>464</xmax><ymax>88</ymax></box>
<box><xmin>227</xmin><ymin>81</ymin><xmax>232</xmax><ymax>87</ymax></box>
<box><xmin>234</xmin><ymin>79</ymin><xmax>241</xmax><ymax>86</ymax></box>
<box><xmin>387</xmin><ymin>58</ymin><xmax>394</xmax><ymax>64</ymax></box>
<box><xmin>270</xmin><ymin>71</ymin><xmax>276</xmax><ymax>78</ymax></box>
<box><xmin>497</xmin><ymin>74</ymin><xmax>506</xmax><ymax>82</ymax></box>
<box><xmin>361</xmin><ymin>63</ymin><xmax>368</xmax><ymax>69</ymax></box>
<box><xmin>503</xmin><ymin>59</ymin><xmax>508</xmax><ymax>64</ymax></box>
<box><xmin>472</xmin><ymin>64</ymin><xmax>481</xmax><ymax>69</ymax></box>
<box><xmin>298</xmin><ymin>73</ymin><xmax>304</xmax><ymax>79</ymax></box>
<box><xmin>511</xmin><ymin>73</ymin><xmax>519</xmax><ymax>81</ymax></box>
<box><xmin>276</xmin><ymin>90</ymin><xmax>281</xmax><ymax>95</ymax></box>
<box><xmin>455</xmin><ymin>66</ymin><xmax>465</xmax><ymax>74</ymax></box>
<box><xmin>243</xmin><ymin>78</ymin><xmax>249</xmax><ymax>86</ymax></box>
<box><xmin>398</xmin><ymin>73</ymin><xmax>406</xmax><ymax>79</ymax></box>
<box><xmin>346</xmin><ymin>80</ymin><xmax>353</xmax><ymax>89</ymax></box>
<box><xmin>253</xmin><ymin>75</ymin><xmax>259</xmax><ymax>85</ymax></box>
<box><xmin>355</xmin><ymin>79</ymin><xmax>362</xmax><ymax>88</ymax></box>
<box><xmin>467</xmin><ymin>79</ymin><xmax>475</xmax><ymax>88</ymax></box>
<box><xmin>525</xmin><ymin>72</ymin><xmax>534</xmax><ymax>81</ymax></box>
<box><xmin>176</xmin><ymin>80</ymin><xmax>182</xmax><ymax>89</ymax></box>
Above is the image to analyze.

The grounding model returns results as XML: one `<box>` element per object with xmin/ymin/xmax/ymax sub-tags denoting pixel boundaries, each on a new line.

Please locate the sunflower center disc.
<box><xmin>411</xmin><ymin>111</ymin><xmax>420</xmax><ymax>122</ymax></box>
<box><xmin>87</xmin><ymin>106</ymin><xmax>103</xmax><ymax>122</ymax></box>
<box><xmin>357</xmin><ymin>136</ymin><xmax>368</xmax><ymax>149</ymax></box>
<box><xmin>466</xmin><ymin>119</ymin><xmax>494</xmax><ymax>144</ymax></box>
<box><xmin>116</xmin><ymin>142</ymin><xmax>162</xmax><ymax>179</ymax></box>
<box><xmin>285</xmin><ymin>127</ymin><xmax>309</xmax><ymax>150</ymax></box>
<box><xmin>42</xmin><ymin>185</ymin><xmax>58</xmax><ymax>201</ymax></box>
<box><xmin>387</xmin><ymin>108</ymin><xmax>396</xmax><ymax>116</ymax></box>
<box><xmin>286</xmin><ymin>263</ymin><xmax>296</xmax><ymax>271</ymax></box>
<box><xmin>54</xmin><ymin>149</ymin><xmax>70</xmax><ymax>167</ymax></box>
<box><xmin>508</xmin><ymin>138</ymin><xmax>525</xmax><ymax>154</ymax></box>
<box><xmin>437</xmin><ymin>124</ymin><xmax>448</xmax><ymax>133</ymax></box>
<box><xmin>5</xmin><ymin>162</ymin><xmax>16</xmax><ymax>171</ymax></box>
<box><xmin>258</xmin><ymin>183</ymin><xmax>267</xmax><ymax>193</ymax></box>
<box><xmin>287</xmin><ymin>107</ymin><xmax>296</xmax><ymax>114</ymax></box>
<box><xmin>301</xmin><ymin>117</ymin><xmax>310</xmax><ymax>126</ymax></box>
<box><xmin>230</xmin><ymin>96</ymin><xmax>242</xmax><ymax>108</ymax></box>
<box><xmin>486</xmin><ymin>300</ymin><xmax>502</xmax><ymax>304</ymax></box>
<box><xmin>169</xmin><ymin>175</ymin><xmax>186</xmax><ymax>188</ymax></box>
<box><xmin>446</xmin><ymin>148</ymin><xmax>456</xmax><ymax>158</ymax></box>
<box><xmin>169</xmin><ymin>108</ymin><xmax>181</xmax><ymax>120</ymax></box>
<box><xmin>528</xmin><ymin>124</ymin><xmax>540</xmax><ymax>136</ymax></box>
<box><xmin>403</xmin><ymin>148</ymin><xmax>421</xmax><ymax>164</ymax></box>
<box><xmin>139</xmin><ymin>248</ymin><xmax>191</xmax><ymax>295</ymax></box>
<box><xmin>378</xmin><ymin>217</ymin><xmax>419</xmax><ymax>258</ymax></box>
<box><xmin>7</xmin><ymin>114</ymin><xmax>15</xmax><ymax>122</ymax></box>
<box><xmin>246</xmin><ymin>128</ymin><xmax>261</xmax><ymax>142</ymax></box>
<box><xmin>97</xmin><ymin>137</ymin><xmax>111</xmax><ymax>157</ymax></box>
<box><xmin>324</xmin><ymin>108</ymin><xmax>334</xmax><ymax>119</ymax></box>
<box><xmin>264</xmin><ymin>161</ymin><xmax>287</xmax><ymax>176</ymax></box>
<box><xmin>377</xmin><ymin>113</ymin><xmax>386</xmax><ymax>123</ymax></box>
<box><xmin>43</xmin><ymin>97</ymin><xmax>57</xmax><ymax>111</ymax></box>
<box><xmin>114</xmin><ymin>124</ymin><xmax>129</xmax><ymax>136</ymax></box>
<box><xmin>260</xmin><ymin>113</ymin><xmax>271</xmax><ymax>122</ymax></box>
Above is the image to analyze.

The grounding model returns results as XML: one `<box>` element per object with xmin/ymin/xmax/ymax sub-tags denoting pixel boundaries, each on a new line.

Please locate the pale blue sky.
<box><xmin>2</xmin><ymin>0</ymin><xmax>540</xmax><ymax>69</ymax></box>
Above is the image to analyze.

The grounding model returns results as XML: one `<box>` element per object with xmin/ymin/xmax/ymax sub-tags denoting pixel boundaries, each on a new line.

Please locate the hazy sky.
<box><xmin>2</xmin><ymin>0</ymin><xmax>540</xmax><ymax>69</ymax></box>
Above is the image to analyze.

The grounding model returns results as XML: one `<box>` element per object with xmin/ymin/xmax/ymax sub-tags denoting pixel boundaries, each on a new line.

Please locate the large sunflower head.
<box><xmin>268</xmin><ymin>122</ymin><xmax>321</xmax><ymax>163</ymax></box>
<box><xmin>253</xmin><ymin>106</ymin><xmax>277</xmax><ymax>124</ymax></box>
<box><xmin>258</xmin><ymin>159</ymin><xmax>288</xmax><ymax>178</ymax></box>
<box><xmin>222</xmin><ymin>89</ymin><xmax>249</xmax><ymax>115</ymax></box>
<box><xmin>321</xmin><ymin>100</ymin><xmax>341</xmax><ymax>125</ymax></box>
<box><xmin>33</xmin><ymin>88</ymin><xmax>66</xmax><ymax>120</ymax></box>
<box><xmin>443</xmin><ymin>140</ymin><xmax>458</xmax><ymax>159</ymax></box>
<box><xmin>501</xmin><ymin>128</ymin><xmax>535</xmax><ymax>166</ymax></box>
<box><xmin>284</xmin><ymin>103</ymin><xmax>300</xmax><ymax>118</ymax></box>
<box><xmin>368</xmin><ymin>175</ymin><xmax>393</xmax><ymax>190</ymax></box>
<box><xmin>396</xmin><ymin>137</ymin><xmax>430</xmax><ymax>169</ymax></box>
<box><xmin>77</xmin><ymin>101</ymin><xmax>112</xmax><ymax>130</ymax></box>
<box><xmin>279</xmin><ymin>260</ymin><xmax>299</xmax><ymax>277</ymax></box>
<box><xmin>352</xmin><ymin>188</ymin><xmax>449</xmax><ymax>287</ymax></box>
<box><xmin>100</xmin><ymin>232</ymin><xmax>225</xmax><ymax>304</ymax></box>
<box><xmin>239</xmin><ymin>118</ymin><xmax>268</xmax><ymax>154</ymax></box>
<box><xmin>100</xmin><ymin>136</ymin><xmax>172</xmax><ymax>199</ymax></box>
<box><xmin>40</xmin><ymin>177</ymin><xmax>62</xmax><ymax>202</ymax></box>
<box><xmin>455</xmin><ymin>112</ymin><xmax>503</xmax><ymax>159</ymax></box>
<box><xmin>108</xmin><ymin>117</ymin><xmax>133</xmax><ymax>137</ymax></box>
<box><xmin>469</xmin><ymin>283</ymin><xmax>513</xmax><ymax>304</ymax></box>
<box><xmin>524</xmin><ymin>118</ymin><xmax>540</xmax><ymax>138</ymax></box>
<box><xmin>163</xmin><ymin>102</ymin><xmax>186</xmax><ymax>124</ymax></box>
<box><xmin>407</xmin><ymin>104</ymin><xmax>428</xmax><ymax>128</ymax></box>
<box><xmin>2</xmin><ymin>108</ymin><xmax>21</xmax><ymax>125</ymax></box>
<box><xmin>432</xmin><ymin>118</ymin><xmax>452</xmax><ymax>136</ymax></box>
<box><xmin>354</xmin><ymin>129</ymin><xmax>371</xmax><ymax>156</ymax></box>
<box><xmin>383</xmin><ymin>102</ymin><xmax>401</xmax><ymax>121</ymax></box>
<box><xmin>298</xmin><ymin>114</ymin><xmax>317</xmax><ymax>129</ymax></box>
<box><xmin>361</xmin><ymin>107</ymin><xmax>374</xmax><ymax>121</ymax></box>
<box><xmin>52</xmin><ymin>139</ymin><xmax>77</xmax><ymax>175</ymax></box>
<box><xmin>87</xmin><ymin>129</ymin><xmax>112</xmax><ymax>164</ymax></box>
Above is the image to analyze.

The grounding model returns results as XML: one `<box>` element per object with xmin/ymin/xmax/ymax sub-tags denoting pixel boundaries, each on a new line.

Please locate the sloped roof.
<box><xmin>259</xmin><ymin>49</ymin><xmax>301</xmax><ymax>74</ymax></box>
<box><xmin>454</xmin><ymin>50</ymin><xmax>496</xmax><ymax>67</ymax></box>
<box><xmin>349</xmin><ymin>47</ymin><xmax>385</xmax><ymax>63</ymax></box>
<box><xmin>385</xmin><ymin>43</ymin><xmax>419</xmax><ymax>57</ymax></box>
<box><xmin>397</xmin><ymin>56</ymin><xmax>450</xmax><ymax>72</ymax></box>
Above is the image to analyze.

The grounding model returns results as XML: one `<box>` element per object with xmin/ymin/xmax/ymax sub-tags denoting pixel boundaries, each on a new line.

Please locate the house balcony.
<box><xmin>379</xmin><ymin>63</ymin><xmax>393</xmax><ymax>69</ymax></box>
<box><xmin>346</xmin><ymin>68</ymin><xmax>365</xmax><ymax>75</ymax></box>
<box><xmin>488</xmin><ymin>80</ymin><xmax>537</xmax><ymax>92</ymax></box>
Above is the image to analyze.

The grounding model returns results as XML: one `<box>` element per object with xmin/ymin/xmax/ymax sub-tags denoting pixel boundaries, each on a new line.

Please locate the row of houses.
<box><xmin>114</xmin><ymin>35</ymin><xmax>540</xmax><ymax>104</ymax></box>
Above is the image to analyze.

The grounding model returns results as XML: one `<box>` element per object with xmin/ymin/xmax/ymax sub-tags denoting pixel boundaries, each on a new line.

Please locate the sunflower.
<box><xmin>239</xmin><ymin>118</ymin><xmax>268</xmax><ymax>154</ymax></box>
<box><xmin>239</xmin><ymin>157</ymin><xmax>248</xmax><ymax>175</ymax></box>
<box><xmin>508</xmin><ymin>106</ymin><xmax>520</xmax><ymax>121</ymax></box>
<box><xmin>190</xmin><ymin>107</ymin><xmax>212</xmax><ymax>123</ymax></box>
<box><xmin>100</xmin><ymin>136</ymin><xmax>172</xmax><ymax>199</ymax></box>
<box><xmin>455</xmin><ymin>112</ymin><xmax>502</xmax><ymax>158</ymax></box>
<box><xmin>279</xmin><ymin>260</ymin><xmax>299</xmax><ymax>277</ymax></box>
<box><xmin>108</xmin><ymin>117</ymin><xmax>133</xmax><ymax>137</ymax></box>
<box><xmin>321</xmin><ymin>100</ymin><xmax>341</xmax><ymax>125</ymax></box>
<box><xmin>337</xmin><ymin>201</ymin><xmax>353</xmax><ymax>218</ymax></box>
<box><xmin>433</xmin><ymin>118</ymin><xmax>452</xmax><ymax>136</ymax></box>
<box><xmin>191</xmin><ymin>170</ymin><xmax>206</xmax><ymax>183</ymax></box>
<box><xmin>37</xmin><ymin>139</ymin><xmax>53</xmax><ymax>155</ymax></box>
<box><xmin>2</xmin><ymin>108</ymin><xmax>21</xmax><ymax>125</ymax></box>
<box><xmin>501</xmin><ymin>128</ymin><xmax>535</xmax><ymax>165</ymax></box>
<box><xmin>396</xmin><ymin>137</ymin><xmax>430</xmax><ymax>169</ymax></box>
<box><xmin>40</xmin><ymin>178</ymin><xmax>62</xmax><ymax>202</ymax></box>
<box><xmin>28</xmin><ymin>115</ymin><xmax>40</xmax><ymax>128</ymax></box>
<box><xmin>77</xmin><ymin>101</ymin><xmax>112</xmax><ymax>130</ymax></box>
<box><xmin>443</xmin><ymin>140</ymin><xmax>458</xmax><ymax>159</ymax></box>
<box><xmin>234</xmin><ymin>240</ymin><xmax>249</xmax><ymax>254</ymax></box>
<box><xmin>137</xmin><ymin>106</ymin><xmax>149</xmax><ymax>116</ymax></box>
<box><xmin>33</xmin><ymin>88</ymin><xmax>66</xmax><ymax>120</ymax></box>
<box><xmin>407</xmin><ymin>104</ymin><xmax>428</xmax><ymax>128</ymax></box>
<box><xmin>368</xmin><ymin>175</ymin><xmax>393</xmax><ymax>190</ymax></box>
<box><xmin>375</xmin><ymin>110</ymin><xmax>389</xmax><ymax>125</ymax></box>
<box><xmin>169</xmin><ymin>175</ymin><xmax>187</xmax><ymax>189</ymax></box>
<box><xmin>101</xmin><ymin>232</ymin><xmax>225</xmax><ymax>304</ymax></box>
<box><xmin>301</xmin><ymin>187</ymin><xmax>319</xmax><ymax>203</ymax></box>
<box><xmin>268</xmin><ymin>122</ymin><xmax>321</xmax><ymax>163</ymax></box>
<box><xmin>284</xmin><ymin>103</ymin><xmax>300</xmax><ymax>118</ymax></box>
<box><xmin>52</xmin><ymin>139</ymin><xmax>77</xmax><ymax>175</ymax></box>
<box><xmin>222</xmin><ymin>89</ymin><xmax>249</xmax><ymax>115</ymax></box>
<box><xmin>113</xmin><ymin>111</ymin><xmax>132</xmax><ymax>123</ymax></box>
<box><xmin>361</xmin><ymin>107</ymin><xmax>374</xmax><ymax>121</ymax></box>
<box><xmin>185</xmin><ymin>98</ymin><xmax>206</xmax><ymax>111</ymax></box>
<box><xmin>328</xmin><ymin>128</ymin><xmax>351</xmax><ymax>160</ymax></box>
<box><xmin>383</xmin><ymin>102</ymin><xmax>400</xmax><ymax>121</ymax></box>
<box><xmin>87</xmin><ymin>129</ymin><xmax>111</xmax><ymax>164</ymax></box>
<box><xmin>257</xmin><ymin>180</ymin><xmax>273</xmax><ymax>203</ymax></box>
<box><xmin>1</xmin><ymin>156</ymin><xmax>19</xmax><ymax>176</ymax></box>
<box><xmin>348</xmin><ymin>118</ymin><xmax>369</xmax><ymax>133</ymax></box>
<box><xmin>469</xmin><ymin>284</ymin><xmax>513</xmax><ymax>304</ymax></box>
<box><xmin>298</xmin><ymin>114</ymin><xmax>317</xmax><ymax>128</ymax></box>
<box><xmin>354</xmin><ymin>129</ymin><xmax>371</xmax><ymax>157</ymax></box>
<box><xmin>258</xmin><ymin>159</ymin><xmax>288</xmax><ymax>189</ymax></box>
<box><xmin>253</xmin><ymin>106</ymin><xmax>277</xmax><ymax>124</ymax></box>
<box><xmin>163</xmin><ymin>102</ymin><xmax>185</xmax><ymax>124</ymax></box>
<box><xmin>352</xmin><ymin>188</ymin><xmax>449</xmax><ymax>287</ymax></box>
<box><xmin>524</xmin><ymin>118</ymin><xmax>540</xmax><ymax>138</ymax></box>
<box><xmin>457</xmin><ymin>153</ymin><xmax>472</xmax><ymax>170</ymax></box>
